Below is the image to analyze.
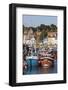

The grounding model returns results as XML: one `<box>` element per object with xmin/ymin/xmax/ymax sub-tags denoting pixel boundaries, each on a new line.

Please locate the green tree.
<box><xmin>39</xmin><ymin>30</ymin><xmax>47</xmax><ymax>41</ymax></box>
<box><xmin>50</xmin><ymin>24</ymin><xmax>57</xmax><ymax>32</ymax></box>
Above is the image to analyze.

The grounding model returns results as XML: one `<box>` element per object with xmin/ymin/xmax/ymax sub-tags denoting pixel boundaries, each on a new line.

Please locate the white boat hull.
<box><xmin>26</xmin><ymin>56</ymin><xmax>38</xmax><ymax>60</ymax></box>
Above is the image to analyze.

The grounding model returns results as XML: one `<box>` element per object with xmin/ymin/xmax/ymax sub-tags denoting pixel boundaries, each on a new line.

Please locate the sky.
<box><xmin>23</xmin><ymin>15</ymin><xmax>57</xmax><ymax>27</ymax></box>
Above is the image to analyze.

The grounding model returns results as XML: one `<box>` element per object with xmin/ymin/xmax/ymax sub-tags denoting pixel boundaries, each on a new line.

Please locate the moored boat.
<box><xmin>26</xmin><ymin>56</ymin><xmax>38</xmax><ymax>60</ymax></box>
<box><xmin>25</xmin><ymin>55</ymin><xmax>38</xmax><ymax>67</ymax></box>
<box><xmin>38</xmin><ymin>56</ymin><xmax>54</xmax><ymax>68</ymax></box>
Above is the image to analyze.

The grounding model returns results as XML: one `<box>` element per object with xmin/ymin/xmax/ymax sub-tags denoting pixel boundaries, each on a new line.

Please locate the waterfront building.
<box><xmin>47</xmin><ymin>32</ymin><xmax>57</xmax><ymax>48</ymax></box>
<box><xmin>23</xmin><ymin>27</ymin><xmax>35</xmax><ymax>45</ymax></box>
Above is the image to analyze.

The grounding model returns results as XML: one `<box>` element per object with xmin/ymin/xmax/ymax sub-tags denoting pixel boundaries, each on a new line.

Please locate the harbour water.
<box><xmin>23</xmin><ymin>59</ymin><xmax>57</xmax><ymax>75</ymax></box>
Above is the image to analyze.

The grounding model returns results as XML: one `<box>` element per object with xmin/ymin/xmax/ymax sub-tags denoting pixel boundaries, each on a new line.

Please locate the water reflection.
<box><xmin>23</xmin><ymin>60</ymin><xmax>57</xmax><ymax>75</ymax></box>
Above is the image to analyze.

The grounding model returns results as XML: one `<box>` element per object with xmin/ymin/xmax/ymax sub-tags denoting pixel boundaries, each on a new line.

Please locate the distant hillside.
<box><xmin>23</xmin><ymin>24</ymin><xmax>57</xmax><ymax>32</ymax></box>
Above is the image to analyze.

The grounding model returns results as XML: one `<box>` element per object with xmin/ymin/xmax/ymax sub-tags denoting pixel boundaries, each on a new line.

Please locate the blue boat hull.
<box><xmin>27</xmin><ymin>59</ymin><xmax>38</xmax><ymax>67</ymax></box>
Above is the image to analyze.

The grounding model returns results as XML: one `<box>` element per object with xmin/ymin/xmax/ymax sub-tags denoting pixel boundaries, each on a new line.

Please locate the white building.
<box><xmin>47</xmin><ymin>32</ymin><xmax>57</xmax><ymax>48</ymax></box>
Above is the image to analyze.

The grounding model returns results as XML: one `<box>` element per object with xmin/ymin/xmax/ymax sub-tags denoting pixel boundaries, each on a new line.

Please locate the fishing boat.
<box><xmin>26</xmin><ymin>56</ymin><xmax>38</xmax><ymax>60</ymax></box>
<box><xmin>38</xmin><ymin>50</ymin><xmax>54</xmax><ymax>68</ymax></box>
<box><xmin>26</xmin><ymin>55</ymin><xmax>38</xmax><ymax>67</ymax></box>
<box><xmin>39</xmin><ymin>57</ymin><xmax>54</xmax><ymax>68</ymax></box>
